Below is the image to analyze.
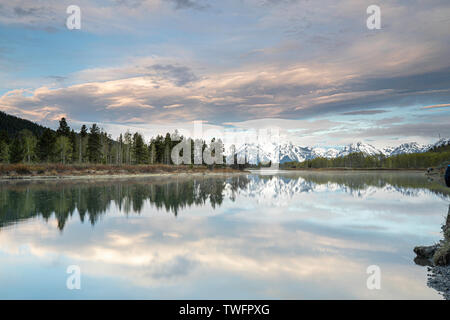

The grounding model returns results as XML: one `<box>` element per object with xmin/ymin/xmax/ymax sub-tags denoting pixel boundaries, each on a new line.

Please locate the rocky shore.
<box><xmin>414</xmin><ymin>205</ymin><xmax>450</xmax><ymax>299</ymax></box>
<box><xmin>427</xmin><ymin>265</ymin><xmax>450</xmax><ymax>300</ymax></box>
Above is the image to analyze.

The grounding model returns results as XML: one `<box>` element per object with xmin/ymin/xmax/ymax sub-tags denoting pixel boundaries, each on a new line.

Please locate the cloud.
<box><xmin>147</xmin><ymin>64</ymin><xmax>199</xmax><ymax>87</ymax></box>
<box><xmin>423</xmin><ymin>103</ymin><xmax>450</xmax><ymax>109</ymax></box>
<box><xmin>163</xmin><ymin>104</ymin><xmax>183</xmax><ymax>109</ymax></box>
<box><xmin>1</xmin><ymin>0</ymin><xmax>450</xmax><ymax>147</ymax></box>
<box><xmin>166</xmin><ymin>0</ymin><xmax>210</xmax><ymax>10</ymax></box>
<box><xmin>341</xmin><ymin>110</ymin><xmax>387</xmax><ymax>116</ymax></box>
<box><xmin>1</xmin><ymin>59</ymin><xmax>450</xmax><ymax>148</ymax></box>
<box><xmin>13</xmin><ymin>6</ymin><xmax>44</xmax><ymax>17</ymax></box>
<box><xmin>114</xmin><ymin>0</ymin><xmax>148</xmax><ymax>8</ymax></box>
<box><xmin>0</xmin><ymin>177</ymin><xmax>444</xmax><ymax>298</ymax></box>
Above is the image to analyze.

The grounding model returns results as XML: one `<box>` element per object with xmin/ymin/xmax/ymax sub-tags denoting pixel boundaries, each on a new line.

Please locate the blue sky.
<box><xmin>0</xmin><ymin>0</ymin><xmax>449</xmax><ymax>148</ymax></box>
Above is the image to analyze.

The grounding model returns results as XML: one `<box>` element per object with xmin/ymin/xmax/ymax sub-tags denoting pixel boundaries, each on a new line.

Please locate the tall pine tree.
<box><xmin>37</xmin><ymin>128</ymin><xmax>56</xmax><ymax>162</ymax></box>
<box><xmin>87</xmin><ymin>124</ymin><xmax>102</xmax><ymax>163</ymax></box>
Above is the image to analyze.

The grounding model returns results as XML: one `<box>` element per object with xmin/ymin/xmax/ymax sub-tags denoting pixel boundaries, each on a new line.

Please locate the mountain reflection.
<box><xmin>0</xmin><ymin>171</ymin><xmax>448</xmax><ymax>231</ymax></box>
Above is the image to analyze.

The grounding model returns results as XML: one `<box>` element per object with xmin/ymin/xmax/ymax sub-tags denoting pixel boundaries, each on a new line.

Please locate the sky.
<box><xmin>0</xmin><ymin>0</ymin><xmax>449</xmax><ymax>148</ymax></box>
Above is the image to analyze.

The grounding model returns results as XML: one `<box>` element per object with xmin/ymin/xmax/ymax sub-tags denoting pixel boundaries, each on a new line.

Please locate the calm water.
<box><xmin>0</xmin><ymin>171</ymin><xmax>449</xmax><ymax>299</ymax></box>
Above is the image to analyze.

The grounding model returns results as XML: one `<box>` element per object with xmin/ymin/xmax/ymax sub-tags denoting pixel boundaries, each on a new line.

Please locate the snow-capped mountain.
<box><xmin>381</xmin><ymin>146</ymin><xmax>395</xmax><ymax>156</ymax></box>
<box><xmin>337</xmin><ymin>142</ymin><xmax>382</xmax><ymax>157</ymax></box>
<box><xmin>311</xmin><ymin>147</ymin><xmax>340</xmax><ymax>159</ymax></box>
<box><xmin>224</xmin><ymin>138</ymin><xmax>448</xmax><ymax>164</ymax></box>
<box><xmin>226</xmin><ymin>143</ymin><xmax>273</xmax><ymax>165</ymax></box>
<box><xmin>388</xmin><ymin>142</ymin><xmax>428</xmax><ymax>156</ymax></box>
<box><xmin>428</xmin><ymin>138</ymin><xmax>450</xmax><ymax>150</ymax></box>
<box><xmin>226</xmin><ymin>142</ymin><xmax>341</xmax><ymax>164</ymax></box>
<box><xmin>274</xmin><ymin>143</ymin><xmax>316</xmax><ymax>163</ymax></box>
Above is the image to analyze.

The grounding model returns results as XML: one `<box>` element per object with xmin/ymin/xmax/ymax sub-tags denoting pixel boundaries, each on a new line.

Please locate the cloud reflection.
<box><xmin>0</xmin><ymin>172</ymin><xmax>447</xmax><ymax>299</ymax></box>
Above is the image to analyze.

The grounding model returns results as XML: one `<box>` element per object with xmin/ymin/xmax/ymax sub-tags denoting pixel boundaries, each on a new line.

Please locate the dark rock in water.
<box><xmin>414</xmin><ymin>244</ymin><xmax>440</xmax><ymax>259</ymax></box>
<box><xmin>414</xmin><ymin>256</ymin><xmax>434</xmax><ymax>267</ymax></box>
<box><xmin>427</xmin><ymin>266</ymin><xmax>450</xmax><ymax>300</ymax></box>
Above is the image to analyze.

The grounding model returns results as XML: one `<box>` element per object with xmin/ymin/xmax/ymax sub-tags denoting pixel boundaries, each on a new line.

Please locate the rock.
<box><xmin>414</xmin><ymin>244</ymin><xmax>440</xmax><ymax>259</ymax></box>
<box><xmin>434</xmin><ymin>245</ymin><xmax>450</xmax><ymax>266</ymax></box>
<box><xmin>427</xmin><ymin>266</ymin><xmax>450</xmax><ymax>300</ymax></box>
<box><xmin>414</xmin><ymin>257</ymin><xmax>434</xmax><ymax>267</ymax></box>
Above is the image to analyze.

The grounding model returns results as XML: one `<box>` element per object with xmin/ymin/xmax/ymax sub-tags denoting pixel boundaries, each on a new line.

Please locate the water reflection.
<box><xmin>0</xmin><ymin>171</ymin><xmax>449</xmax><ymax>299</ymax></box>
<box><xmin>0</xmin><ymin>176</ymin><xmax>250</xmax><ymax>230</ymax></box>
<box><xmin>0</xmin><ymin>171</ymin><xmax>449</xmax><ymax>231</ymax></box>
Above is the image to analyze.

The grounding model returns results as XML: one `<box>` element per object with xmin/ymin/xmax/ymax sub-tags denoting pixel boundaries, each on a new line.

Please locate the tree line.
<box><xmin>281</xmin><ymin>148</ymin><xmax>450</xmax><ymax>170</ymax></box>
<box><xmin>0</xmin><ymin>117</ymin><xmax>229</xmax><ymax>166</ymax></box>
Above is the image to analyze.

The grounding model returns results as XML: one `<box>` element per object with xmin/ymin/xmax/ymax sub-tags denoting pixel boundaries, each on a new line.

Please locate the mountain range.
<box><xmin>226</xmin><ymin>138</ymin><xmax>450</xmax><ymax>164</ymax></box>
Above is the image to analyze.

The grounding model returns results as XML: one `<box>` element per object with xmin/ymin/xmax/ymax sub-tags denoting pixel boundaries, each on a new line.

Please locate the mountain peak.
<box><xmin>226</xmin><ymin>138</ymin><xmax>447</xmax><ymax>164</ymax></box>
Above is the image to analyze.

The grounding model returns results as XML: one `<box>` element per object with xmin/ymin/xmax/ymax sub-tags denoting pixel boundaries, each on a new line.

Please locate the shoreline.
<box><xmin>0</xmin><ymin>166</ymin><xmax>432</xmax><ymax>181</ymax></box>
<box><xmin>280</xmin><ymin>167</ymin><xmax>426</xmax><ymax>172</ymax></box>
<box><xmin>0</xmin><ymin>164</ymin><xmax>249</xmax><ymax>181</ymax></box>
<box><xmin>0</xmin><ymin>171</ymin><xmax>248</xmax><ymax>181</ymax></box>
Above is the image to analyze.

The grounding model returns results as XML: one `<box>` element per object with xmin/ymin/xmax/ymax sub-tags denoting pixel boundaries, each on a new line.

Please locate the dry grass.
<box><xmin>0</xmin><ymin>163</ymin><xmax>241</xmax><ymax>177</ymax></box>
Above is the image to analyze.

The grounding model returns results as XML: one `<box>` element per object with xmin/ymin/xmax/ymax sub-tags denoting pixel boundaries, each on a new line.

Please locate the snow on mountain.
<box><xmin>428</xmin><ymin>138</ymin><xmax>450</xmax><ymax>150</ymax></box>
<box><xmin>275</xmin><ymin>143</ymin><xmax>315</xmax><ymax>163</ymax></box>
<box><xmin>337</xmin><ymin>142</ymin><xmax>382</xmax><ymax>157</ymax></box>
<box><xmin>226</xmin><ymin>143</ymin><xmax>273</xmax><ymax>165</ymax></box>
<box><xmin>310</xmin><ymin>147</ymin><xmax>339</xmax><ymax>159</ymax></box>
<box><xmin>388</xmin><ymin>142</ymin><xmax>427</xmax><ymax>156</ymax></box>
<box><xmin>381</xmin><ymin>146</ymin><xmax>395</xmax><ymax>156</ymax></box>
<box><xmin>224</xmin><ymin>138</ymin><xmax>448</xmax><ymax>164</ymax></box>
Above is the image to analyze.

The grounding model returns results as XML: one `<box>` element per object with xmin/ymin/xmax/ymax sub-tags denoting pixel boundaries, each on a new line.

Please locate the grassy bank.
<box><xmin>0</xmin><ymin>163</ymin><xmax>244</xmax><ymax>178</ymax></box>
<box><xmin>281</xmin><ymin>167</ymin><xmax>425</xmax><ymax>171</ymax></box>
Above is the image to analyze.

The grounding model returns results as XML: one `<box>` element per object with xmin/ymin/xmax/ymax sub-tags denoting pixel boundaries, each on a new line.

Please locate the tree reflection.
<box><xmin>0</xmin><ymin>176</ymin><xmax>249</xmax><ymax>231</ymax></box>
<box><xmin>1</xmin><ymin>171</ymin><xmax>448</xmax><ymax>231</ymax></box>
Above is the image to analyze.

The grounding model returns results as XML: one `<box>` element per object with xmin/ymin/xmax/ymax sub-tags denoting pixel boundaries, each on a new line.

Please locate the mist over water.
<box><xmin>0</xmin><ymin>171</ymin><xmax>448</xmax><ymax>299</ymax></box>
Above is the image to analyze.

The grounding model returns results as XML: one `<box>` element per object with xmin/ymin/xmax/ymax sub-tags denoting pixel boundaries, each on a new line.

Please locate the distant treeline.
<box><xmin>0</xmin><ymin>116</ymin><xmax>234</xmax><ymax>167</ymax></box>
<box><xmin>0</xmin><ymin>111</ymin><xmax>47</xmax><ymax>138</ymax></box>
<box><xmin>281</xmin><ymin>147</ymin><xmax>450</xmax><ymax>170</ymax></box>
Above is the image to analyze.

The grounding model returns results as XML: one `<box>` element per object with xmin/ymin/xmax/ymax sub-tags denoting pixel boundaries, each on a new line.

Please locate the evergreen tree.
<box><xmin>0</xmin><ymin>130</ymin><xmax>9</xmax><ymax>145</ymax></box>
<box><xmin>9</xmin><ymin>137</ymin><xmax>24</xmax><ymax>163</ymax></box>
<box><xmin>87</xmin><ymin>124</ymin><xmax>102</xmax><ymax>163</ymax></box>
<box><xmin>69</xmin><ymin>129</ymin><xmax>77</xmax><ymax>162</ymax></box>
<box><xmin>0</xmin><ymin>140</ymin><xmax>9</xmax><ymax>163</ymax></box>
<box><xmin>164</xmin><ymin>133</ymin><xmax>172</xmax><ymax>164</ymax></box>
<box><xmin>80</xmin><ymin>125</ymin><xmax>87</xmax><ymax>137</ymax></box>
<box><xmin>133</xmin><ymin>132</ymin><xmax>148</xmax><ymax>164</ymax></box>
<box><xmin>0</xmin><ymin>111</ymin><xmax>46</xmax><ymax>138</ymax></box>
<box><xmin>79</xmin><ymin>125</ymin><xmax>88</xmax><ymax>162</ymax></box>
<box><xmin>0</xmin><ymin>130</ymin><xmax>9</xmax><ymax>163</ymax></box>
<box><xmin>37</xmin><ymin>128</ymin><xmax>56</xmax><ymax>162</ymax></box>
<box><xmin>56</xmin><ymin>117</ymin><xmax>71</xmax><ymax>137</ymax></box>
